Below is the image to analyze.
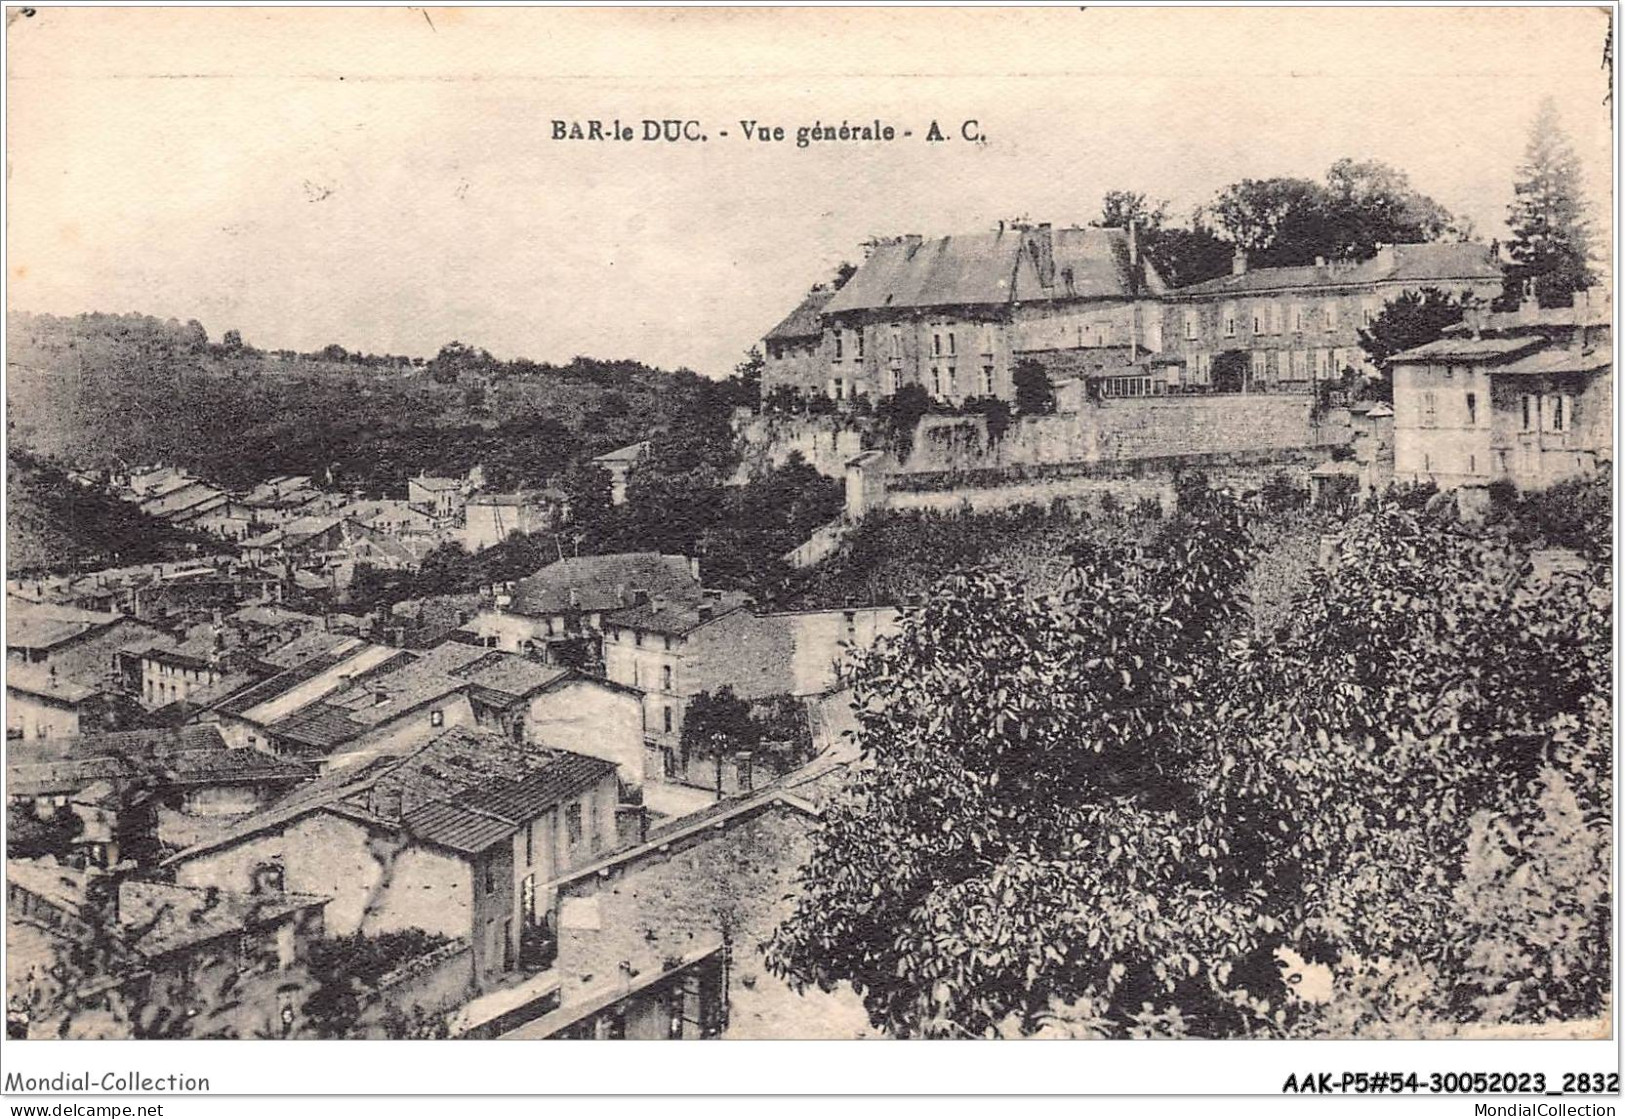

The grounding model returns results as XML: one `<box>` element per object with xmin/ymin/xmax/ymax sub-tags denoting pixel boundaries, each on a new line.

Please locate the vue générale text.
<box><xmin>549</xmin><ymin>119</ymin><xmax>985</xmax><ymax>146</ymax></box>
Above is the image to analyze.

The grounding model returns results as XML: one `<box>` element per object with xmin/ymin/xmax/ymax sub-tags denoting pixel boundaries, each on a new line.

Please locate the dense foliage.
<box><xmin>1355</xmin><ymin>288</ymin><xmax>1469</xmax><ymax>401</ymax></box>
<box><xmin>6</xmin><ymin>311</ymin><xmax>705</xmax><ymax>494</ymax></box>
<box><xmin>6</xmin><ymin>450</ymin><xmax>226</xmax><ymax>575</ymax></box>
<box><xmin>768</xmin><ymin>482</ymin><xmax>1610</xmax><ymax>1038</ymax></box>
<box><xmin>1211</xmin><ymin>159</ymin><xmax>1461</xmax><ymax>268</ymax></box>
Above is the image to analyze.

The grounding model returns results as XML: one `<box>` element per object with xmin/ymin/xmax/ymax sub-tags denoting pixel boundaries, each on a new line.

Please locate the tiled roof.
<box><xmin>1171</xmin><ymin>241</ymin><xmax>1501</xmax><ymax>298</ymax></box>
<box><xmin>162</xmin><ymin>728</ymin><xmax>600</xmax><ymax>866</ymax></box>
<box><xmin>765</xmin><ymin>288</ymin><xmax>834</xmax><ymax>341</ymax></box>
<box><xmin>119</xmin><ymin>881</ymin><xmax>328</xmax><ymax>960</ymax></box>
<box><xmin>410</xmin><ymin>475</ymin><xmax>464</xmax><ymax>492</ymax></box>
<box><xmin>266</xmin><ymin>703</ymin><xmax>365</xmax><ymax>751</ymax></box>
<box><xmin>259</xmin><ymin>630</ymin><xmax>363</xmax><ymax>670</ymax></box>
<box><xmin>7</xmin><ymin>726</ymin><xmax>308</xmax><ymax>797</ymax></box>
<box><xmin>823</xmin><ymin>225</ymin><xmax>1155</xmax><ymax>315</ymax></box>
<box><xmin>455</xmin><ymin>752</ymin><xmax>617</xmax><ymax>823</ymax></box>
<box><xmin>451</xmin><ymin>654</ymin><xmax>569</xmax><ymax>702</ymax></box>
<box><xmin>399</xmin><ymin>800</ymin><xmax>515</xmax><ymax>855</ymax></box>
<box><xmin>5</xmin><ymin>615</ymin><xmax>97</xmax><ymax>650</ymax></box>
<box><xmin>507</xmin><ymin>553</ymin><xmax>699</xmax><ymax>617</ymax></box>
<box><xmin>603</xmin><ymin>592</ymin><xmax>751</xmax><ymax>637</ymax></box>
<box><xmin>1487</xmin><ymin>346</ymin><xmax>1612</xmax><ymax>377</ymax></box>
<box><xmin>1389</xmin><ymin>336</ymin><xmax>1546</xmax><ymax>363</ymax></box>
<box><xmin>404</xmin><ymin>750</ymin><xmax>617</xmax><ymax>854</ymax></box>
<box><xmin>213</xmin><ymin>650</ymin><xmax>349</xmax><ymax>716</ymax></box>
<box><xmin>6</xmin><ymin>663</ymin><xmax>99</xmax><ymax>702</ymax></box>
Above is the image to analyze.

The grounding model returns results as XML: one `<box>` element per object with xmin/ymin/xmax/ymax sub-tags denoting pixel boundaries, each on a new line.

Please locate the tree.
<box><xmin>1097</xmin><ymin>190</ymin><xmax>1169</xmax><ymax>234</ymax></box>
<box><xmin>1011</xmin><ymin>359</ymin><xmax>1055</xmax><ymax>416</ymax></box>
<box><xmin>682</xmin><ymin>686</ymin><xmax>757</xmax><ymax>795</ymax></box>
<box><xmin>221</xmin><ymin>329</ymin><xmax>245</xmax><ymax>353</ymax></box>
<box><xmin>769</xmin><ymin>494</ymin><xmax>1610</xmax><ymax>1038</ymax></box>
<box><xmin>767</xmin><ymin>489</ymin><xmax>1261</xmax><ymax>1037</ymax></box>
<box><xmin>7</xmin><ymin>804</ymin><xmax>84</xmax><ymax>860</ymax></box>
<box><xmin>1507</xmin><ymin>98</ymin><xmax>1596</xmax><ymax>307</ymax></box>
<box><xmin>1210</xmin><ymin>177</ymin><xmax>1332</xmax><ymax>265</ymax></box>
<box><xmin>831</xmin><ymin>261</ymin><xmax>859</xmax><ymax>291</ymax></box>
<box><xmin>1143</xmin><ymin>219</ymin><xmax>1236</xmax><ymax>289</ymax></box>
<box><xmin>961</xmin><ymin>395</ymin><xmax>1014</xmax><ymax>445</ymax></box>
<box><xmin>1212</xmin><ymin>162</ymin><xmax>1456</xmax><ymax>267</ymax></box>
<box><xmin>1356</xmin><ymin>288</ymin><xmax>1468</xmax><ymax>401</ymax></box>
<box><xmin>427</xmin><ymin>341</ymin><xmax>496</xmax><ymax>385</ymax></box>
<box><xmin>1323</xmin><ymin>158</ymin><xmax>1457</xmax><ymax>258</ymax></box>
<box><xmin>727</xmin><ymin>347</ymin><xmax>766</xmax><ymax>411</ymax></box>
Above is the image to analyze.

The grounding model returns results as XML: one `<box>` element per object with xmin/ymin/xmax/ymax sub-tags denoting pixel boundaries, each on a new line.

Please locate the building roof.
<box><xmin>765</xmin><ymin>288</ymin><xmax>835</xmax><ymax>342</ymax></box>
<box><xmin>1171</xmin><ymin>241</ymin><xmax>1501</xmax><ymax>299</ymax></box>
<box><xmin>7</xmin><ymin>726</ymin><xmax>310</xmax><ymax>797</ymax></box>
<box><xmin>590</xmin><ymin>441</ymin><xmax>650</xmax><ymax>465</ymax></box>
<box><xmin>1484</xmin><ymin>345</ymin><xmax>1611</xmax><ymax>378</ymax></box>
<box><xmin>6</xmin><ymin>614</ymin><xmax>99</xmax><ymax>651</ymax></box>
<box><xmin>163</xmin><ymin>726</ymin><xmax>605</xmax><ymax>864</ymax></box>
<box><xmin>119</xmin><ymin>881</ymin><xmax>327</xmax><ymax>960</ymax></box>
<box><xmin>1388</xmin><ymin>335</ymin><xmax>1545</xmax><ymax>363</ymax></box>
<box><xmin>506</xmin><ymin>553</ymin><xmax>700</xmax><ymax>617</ymax></box>
<box><xmin>282</xmin><ymin>516</ymin><xmax>343</xmax><ymax>544</ymax></box>
<box><xmin>6</xmin><ymin>663</ymin><xmax>100</xmax><ymax>703</ymax></box>
<box><xmin>603</xmin><ymin>591</ymin><xmax>752</xmax><ymax>637</ymax></box>
<box><xmin>259</xmin><ymin>629</ymin><xmax>362</xmax><ymax>670</ymax></box>
<box><xmin>403</xmin><ymin>750</ymin><xmax>618</xmax><ymax>855</ymax></box>
<box><xmin>213</xmin><ymin>642</ymin><xmax>410</xmax><ymax>722</ymax></box>
<box><xmin>410</xmin><ymin>475</ymin><xmax>464</xmax><ymax>492</ymax></box>
<box><xmin>823</xmin><ymin>225</ymin><xmax>1158</xmax><ymax>315</ymax></box>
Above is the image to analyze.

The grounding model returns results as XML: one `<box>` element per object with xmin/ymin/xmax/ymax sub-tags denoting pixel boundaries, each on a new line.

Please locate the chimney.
<box><xmin>651</xmin><ymin>595</ymin><xmax>666</xmax><ymax>614</ymax></box>
<box><xmin>1374</xmin><ymin>243</ymin><xmax>1397</xmax><ymax>273</ymax></box>
<box><xmin>1314</xmin><ymin>256</ymin><xmax>1326</xmax><ymax>269</ymax></box>
<box><xmin>688</xmin><ymin>557</ymin><xmax>702</xmax><ymax>582</ymax></box>
<box><xmin>697</xmin><ymin>602</ymin><xmax>714</xmax><ymax>623</ymax></box>
<box><xmin>1232</xmin><ymin>249</ymin><xmax>1248</xmax><ymax>276</ymax></box>
<box><xmin>1029</xmin><ymin>224</ymin><xmax>1056</xmax><ymax>288</ymax></box>
<box><xmin>1127</xmin><ymin>223</ymin><xmax>1139</xmax><ymax>268</ymax></box>
<box><xmin>567</xmin><ymin>586</ymin><xmax>580</xmax><ymax>609</ymax></box>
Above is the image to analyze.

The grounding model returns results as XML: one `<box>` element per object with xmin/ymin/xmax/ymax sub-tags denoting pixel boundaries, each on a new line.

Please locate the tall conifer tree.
<box><xmin>1507</xmin><ymin>98</ymin><xmax>1595</xmax><ymax>307</ymax></box>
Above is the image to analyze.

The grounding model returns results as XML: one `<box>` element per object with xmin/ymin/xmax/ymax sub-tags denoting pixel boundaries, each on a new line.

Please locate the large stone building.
<box><xmin>763</xmin><ymin>223</ymin><xmax>1168</xmax><ymax>405</ymax></box>
<box><xmin>761</xmin><ymin>225</ymin><xmax>1504</xmax><ymax>407</ymax></box>
<box><xmin>1389</xmin><ymin>289</ymin><xmax>1612</xmax><ymax>492</ymax></box>
<box><xmin>1159</xmin><ymin>242</ymin><xmax>1504</xmax><ymax>397</ymax></box>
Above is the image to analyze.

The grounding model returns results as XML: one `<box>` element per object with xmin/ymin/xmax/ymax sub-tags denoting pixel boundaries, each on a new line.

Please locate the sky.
<box><xmin>7</xmin><ymin>6</ymin><xmax>1614</xmax><ymax>377</ymax></box>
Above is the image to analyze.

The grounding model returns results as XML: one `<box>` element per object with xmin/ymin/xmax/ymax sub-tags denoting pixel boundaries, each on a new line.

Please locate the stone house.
<box><xmin>470</xmin><ymin>552</ymin><xmax>702</xmax><ymax>663</ymax></box>
<box><xmin>7</xmin><ymin>858</ymin><xmax>328</xmax><ymax>1039</ymax></box>
<box><xmin>780</xmin><ymin>223</ymin><xmax>1167</xmax><ymax>406</ymax></box>
<box><xmin>462</xmin><ymin>490</ymin><xmax>567</xmax><ymax>553</ymax></box>
<box><xmin>1160</xmin><ymin>242</ymin><xmax>1503</xmax><ymax>396</ymax></box>
<box><xmin>761</xmin><ymin>288</ymin><xmax>834</xmax><ymax>401</ymax></box>
<box><xmin>407</xmin><ymin>474</ymin><xmax>468</xmax><ymax>521</ymax></box>
<box><xmin>163</xmin><ymin>728</ymin><xmax>623</xmax><ymax>988</ymax></box>
<box><xmin>601</xmin><ymin>594</ymin><xmax>899</xmax><ymax>780</ymax></box>
<box><xmin>504</xmin><ymin>761</ymin><xmax>872</xmax><ymax>1039</ymax></box>
<box><xmin>1389</xmin><ymin>289</ymin><xmax>1612</xmax><ymax>492</ymax></box>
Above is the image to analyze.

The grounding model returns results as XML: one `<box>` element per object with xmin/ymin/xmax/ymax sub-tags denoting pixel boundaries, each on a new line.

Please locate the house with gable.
<box><xmin>163</xmin><ymin>727</ymin><xmax>625</xmax><ymax>987</ymax></box>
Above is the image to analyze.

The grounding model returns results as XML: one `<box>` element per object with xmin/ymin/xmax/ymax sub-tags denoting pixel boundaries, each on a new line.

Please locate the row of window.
<box><xmin>832</xmin><ymin>326</ymin><xmax>999</xmax><ymax>363</ymax></box>
<box><xmin>1183</xmin><ymin>299</ymin><xmax>1378</xmax><ymax>342</ymax></box>
<box><xmin>608</xmin><ymin>627</ymin><xmax>676</xmax><ymax>651</ymax></box>
<box><xmin>928</xmin><ymin>364</ymin><xmax>997</xmax><ymax>398</ymax></box>
<box><xmin>1415</xmin><ymin>391</ymin><xmax>1572</xmax><ymax>433</ymax></box>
